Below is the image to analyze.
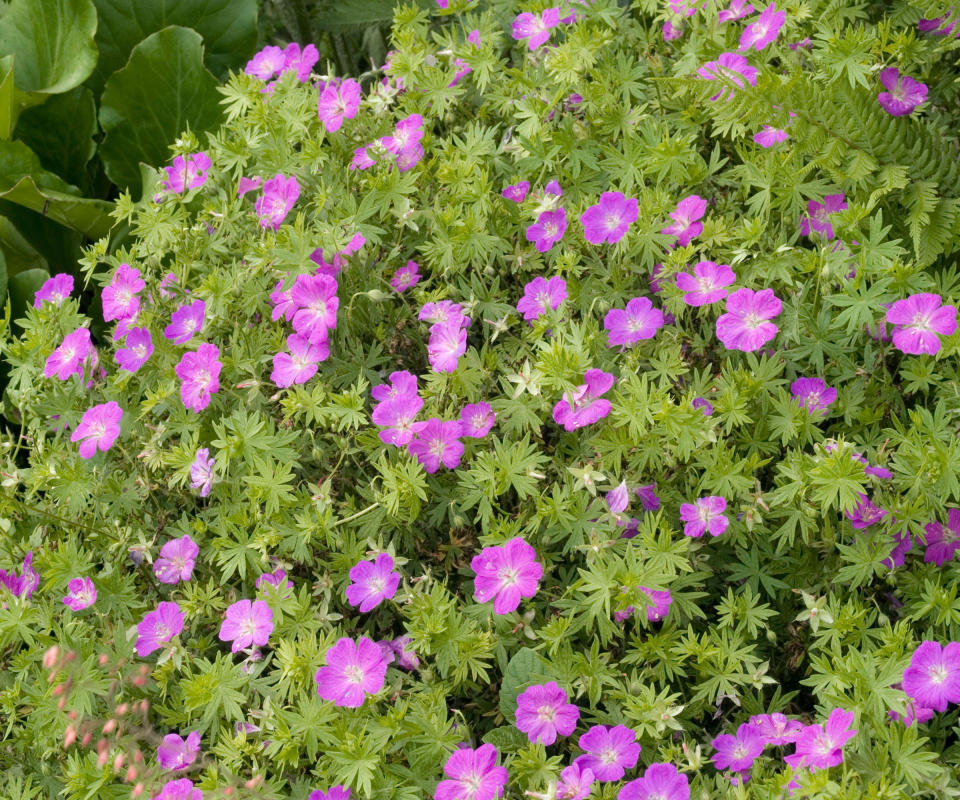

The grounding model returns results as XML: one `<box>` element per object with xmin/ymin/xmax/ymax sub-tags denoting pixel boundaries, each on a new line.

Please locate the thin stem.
<box><xmin>329</xmin><ymin>502</ymin><xmax>378</xmax><ymax>528</ymax></box>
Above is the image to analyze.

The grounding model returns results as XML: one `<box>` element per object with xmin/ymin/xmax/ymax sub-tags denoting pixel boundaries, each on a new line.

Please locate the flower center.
<box><xmin>154</xmin><ymin>622</ymin><xmax>171</xmax><ymax>641</ymax></box>
<box><xmin>604</xmin><ymin>213</ymin><xmax>621</xmax><ymax>231</ymax></box>
<box><xmin>498</xmin><ymin>567</ymin><xmax>519</xmax><ymax>587</ymax></box>
<box><xmin>369</xmin><ymin>577</ymin><xmax>386</xmax><ymax>595</ymax></box>
<box><xmin>910</xmin><ymin>312</ymin><xmax>933</xmax><ymax>332</ymax></box>
<box><xmin>536</xmin><ymin>704</ymin><xmax>556</xmax><ymax>723</ymax></box>
<box><xmin>430</xmin><ymin>438</ymin><xmax>446</xmax><ymax>457</ymax></box>
<box><xmin>744</xmin><ymin>312</ymin><xmax>763</xmax><ymax>329</ymax></box>
<box><xmin>345</xmin><ymin>664</ymin><xmax>365</xmax><ymax>684</ymax></box>
<box><xmin>461</xmin><ymin>771</ymin><xmax>485</xmax><ymax>798</ymax></box>
<box><xmin>240</xmin><ymin>618</ymin><xmax>259</xmax><ymax>640</ymax></box>
<box><xmin>732</xmin><ymin>743</ymin><xmax>750</xmax><ymax>760</ymax></box>
<box><xmin>600</xmin><ymin>746</ymin><xmax>619</xmax><ymax>765</ymax></box>
<box><xmin>929</xmin><ymin>664</ymin><xmax>949</xmax><ymax>685</ymax></box>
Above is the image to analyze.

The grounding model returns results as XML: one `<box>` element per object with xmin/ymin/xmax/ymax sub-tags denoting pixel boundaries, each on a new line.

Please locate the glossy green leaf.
<box><xmin>0</xmin><ymin>246</ymin><xmax>7</xmax><ymax>303</ymax></box>
<box><xmin>0</xmin><ymin>0</ymin><xmax>98</xmax><ymax>95</ymax></box>
<box><xmin>90</xmin><ymin>0</ymin><xmax>257</xmax><ymax>94</ymax></box>
<box><xmin>6</xmin><ymin>267</ymin><xmax>49</xmax><ymax>322</ymax></box>
<box><xmin>0</xmin><ymin>214</ymin><xmax>48</xmax><ymax>276</ymax></box>
<box><xmin>498</xmin><ymin>647</ymin><xmax>553</xmax><ymax>719</ymax></box>
<box><xmin>98</xmin><ymin>26</ymin><xmax>224</xmax><ymax>196</ymax></box>
<box><xmin>0</xmin><ymin>56</ymin><xmax>15</xmax><ymax>139</ymax></box>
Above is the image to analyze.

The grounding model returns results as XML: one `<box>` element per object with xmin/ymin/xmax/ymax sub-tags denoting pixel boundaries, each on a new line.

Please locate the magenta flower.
<box><xmin>256</xmin><ymin>568</ymin><xmax>294</xmax><ymax>597</ymax></box>
<box><xmin>135</xmin><ymin>601</ymin><xmax>185</xmax><ymax>657</ymax></box>
<box><xmin>419</xmin><ymin>300</ymin><xmax>468</xmax><ymax>327</ymax></box>
<box><xmin>712</xmin><ymin>723</ymin><xmax>765</xmax><ymax>773</ymax></box>
<box><xmin>154</xmin><ymin>779</ymin><xmax>202</xmax><ymax>800</ymax></box>
<box><xmin>715</xmin><ymin>288</ymin><xmax>781</xmax><ymax>351</ymax></box>
<box><xmin>604</xmin><ymin>297</ymin><xmax>665</xmax><ymax>346</ymax></box>
<box><xmin>161</xmin><ymin>152</ymin><xmax>211</xmax><ymax>194</ymax></box>
<box><xmin>392</xmin><ymin>261</ymin><xmax>421</xmax><ymax>292</ymax></box>
<box><xmin>878</xmin><ymin>68</ymin><xmax>928</xmax><ymax>116</ymax></box>
<box><xmin>157</xmin><ymin>731</ymin><xmax>201</xmax><ymax>771</ymax></box>
<box><xmin>256</xmin><ymin>174</ymin><xmax>300</xmax><ymax>230</ymax></box>
<box><xmin>754</xmin><ymin>125</ymin><xmax>788</xmax><ymax>146</ymax></box>
<box><xmin>34</xmin><ymin>273</ymin><xmax>73</xmax><ymax>307</ymax></box>
<box><xmin>175</xmin><ymin>343</ymin><xmax>222</xmax><ymax>413</ymax></box>
<box><xmin>692</xmin><ymin>397</ymin><xmax>714</xmax><ymax>416</ymax></box>
<box><xmin>607</xmin><ymin>481</ymin><xmax>629</xmax><ymax>514</ymax></box>
<box><xmin>784</xmin><ymin>709</ymin><xmax>857</xmax><ymax>770</ymax></box>
<box><xmin>503</xmin><ymin>181</ymin><xmax>530</xmax><ymax>202</ymax></box>
<box><xmin>373</xmin><ymin>394</ymin><xmax>427</xmax><ymax>447</ymax></box>
<box><xmin>845</xmin><ymin>493</ymin><xmax>886</xmax><ymax>528</ymax></box>
<box><xmin>245</xmin><ymin>45</ymin><xmax>286</xmax><ymax>79</ymax></box>
<box><xmin>558</xmin><ymin>763</ymin><xmax>594</xmax><ymax>800</ymax></box>
<box><xmin>63</xmin><ymin>577</ymin><xmax>96</xmax><ymax>611</ymax></box>
<box><xmin>154</xmin><ymin>535</ymin><xmax>199</xmax><ymax>585</ymax></box>
<box><xmin>280</xmin><ymin>42</ymin><xmax>319</xmax><ymax>82</ymax></box>
<box><xmin>637</xmin><ymin>484</ymin><xmax>661</xmax><ymax>511</ymax></box>
<box><xmin>697</xmin><ymin>52</ymin><xmax>758</xmax><ymax>101</ymax></box>
<box><xmin>459</xmin><ymin>402</ymin><xmax>495</xmax><ymax>438</ymax></box>
<box><xmin>660</xmin><ymin>195</ymin><xmax>707</xmax><ymax>247</ymax></box>
<box><xmin>517</xmin><ymin>276</ymin><xmax>568</xmax><ymax>321</ymax></box>
<box><xmin>639</xmin><ymin>587</ymin><xmax>672</xmax><ymax>621</ymax></box>
<box><xmin>190</xmin><ymin>447</ymin><xmax>216</xmax><ymax>497</ymax></box>
<box><xmin>526</xmin><ymin>208</ymin><xmax>568</xmax><ymax>253</ymax></box>
<box><xmin>115</xmin><ymin>327</ymin><xmax>154</xmax><ymax>373</ymax></box>
<box><xmin>428</xmin><ymin>320</ymin><xmax>468</xmax><ymax>373</ymax></box>
<box><xmin>882</xmin><ymin>530</ymin><xmax>913</xmax><ymax>569</ymax></box>
<box><xmin>407</xmin><ymin>418</ymin><xmax>464</xmax><ymax>473</ymax></box>
<box><xmin>800</xmin><ymin>194</ymin><xmax>847</xmax><ymax>239</ymax></box>
<box><xmin>472</xmin><ymin>537</ymin><xmax>543</xmax><ymax>614</ymax></box>
<box><xmin>102</xmin><ymin>263</ymin><xmax>144</xmax><ymax>322</ymax></box>
<box><xmin>318</xmin><ymin>78</ymin><xmax>362</xmax><ymax>132</ymax></box>
<box><xmin>379</xmin><ymin>635</ymin><xmax>420</xmax><ymax>670</ymax></box>
<box><xmin>738</xmin><ymin>3</ymin><xmax>785</xmax><ymax>50</ymax></box>
<box><xmin>272</xmin><ymin>334</ymin><xmax>327</xmax><ymax>388</ymax></box>
<box><xmin>791</xmin><ymin>377</ymin><xmax>837</xmax><ymax>414</ymax></box>
<box><xmin>580</xmin><ymin>191</ymin><xmax>639</xmax><ymax>245</ymax></box>
<box><xmin>315</xmin><ymin>636</ymin><xmax>388</xmax><ymax>707</ymax></box>
<box><xmin>676</xmin><ymin>261</ymin><xmax>735</xmax><ymax>306</ymax></box>
<box><xmin>719</xmin><ymin>0</ymin><xmax>754</xmax><ymax>22</ymax></box>
<box><xmin>71</xmin><ymin>401</ymin><xmax>122</xmax><ymax>459</ymax></box>
<box><xmin>680</xmin><ymin>496</ymin><xmax>728</xmax><ymax>537</ymax></box>
<box><xmin>238</xmin><ymin>176</ymin><xmax>262</xmax><ymax>198</ymax></box>
<box><xmin>434</xmin><ymin>744</ymin><xmax>508</xmax><ymax>800</ymax></box>
<box><xmin>164</xmin><ymin>300</ymin><xmax>206</xmax><ymax>344</ymax></box>
<box><xmin>575</xmin><ymin>724</ymin><xmax>641</xmax><ymax>782</ymax></box>
<box><xmin>662</xmin><ymin>20</ymin><xmax>683</xmax><ymax>40</ymax></box>
<box><xmin>553</xmin><ymin>369</ymin><xmax>615</xmax><ymax>431</ymax></box>
<box><xmin>44</xmin><ymin>327</ymin><xmax>92</xmax><ymax>380</ymax></box>
<box><xmin>382</xmin><ymin>114</ymin><xmax>425</xmax><ymax>158</ymax></box>
<box><xmin>544</xmin><ymin>180</ymin><xmax>563</xmax><ymax>196</ymax></box>
<box><xmin>0</xmin><ymin>552</ymin><xmax>38</xmax><ymax>599</ymax></box>
<box><xmin>668</xmin><ymin>0</ymin><xmax>697</xmax><ymax>14</ymax></box>
<box><xmin>346</xmin><ymin>554</ymin><xmax>400</xmax><ymax>612</ymax></box>
<box><xmin>514</xmin><ymin>682</ymin><xmax>579</xmax><ymax>745</ymax></box>
<box><xmin>512</xmin><ymin>8</ymin><xmax>561</xmax><ymax>50</ymax></box>
<box><xmin>750</xmin><ymin>713</ymin><xmax>803</xmax><ymax>746</ymax></box>
<box><xmin>619</xmin><ymin>763</ymin><xmax>689</xmax><ymax>800</ymax></box>
<box><xmin>902</xmin><ymin>641</ymin><xmax>960</xmax><ymax>712</ymax></box>
<box><xmin>309</xmin><ymin>788</ymin><xmax>351</xmax><ymax>800</ymax></box>
<box><xmin>219</xmin><ymin>599</ymin><xmax>274</xmax><ymax>653</ymax></box>
<box><xmin>924</xmin><ymin>510</ymin><xmax>960</xmax><ymax>565</ymax></box>
<box><xmin>885</xmin><ymin>293</ymin><xmax>957</xmax><ymax>355</ymax></box>
<box><xmin>372</xmin><ymin>370</ymin><xmax>418</xmax><ymax>403</ymax></box>
<box><xmin>888</xmin><ymin>700</ymin><xmax>935</xmax><ymax>727</ymax></box>
<box><xmin>291</xmin><ymin>273</ymin><xmax>339</xmax><ymax>343</ymax></box>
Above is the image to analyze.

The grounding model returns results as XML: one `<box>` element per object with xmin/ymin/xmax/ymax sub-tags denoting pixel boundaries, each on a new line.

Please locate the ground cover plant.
<box><xmin>1</xmin><ymin>1</ymin><xmax>960</xmax><ymax>799</ymax></box>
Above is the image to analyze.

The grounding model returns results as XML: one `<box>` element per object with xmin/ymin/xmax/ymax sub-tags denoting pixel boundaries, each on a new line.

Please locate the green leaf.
<box><xmin>498</xmin><ymin>647</ymin><xmax>553</xmax><ymax>719</ymax></box>
<box><xmin>0</xmin><ymin>55</ymin><xmax>15</xmax><ymax>139</ymax></box>
<box><xmin>6</xmin><ymin>267</ymin><xmax>49</xmax><ymax>322</ymax></box>
<box><xmin>90</xmin><ymin>0</ymin><xmax>258</xmax><ymax>93</ymax></box>
<box><xmin>0</xmin><ymin>213</ymin><xmax>46</xmax><ymax>276</ymax></box>
<box><xmin>0</xmin><ymin>246</ymin><xmax>6</xmax><ymax>302</ymax></box>
<box><xmin>0</xmin><ymin>0</ymin><xmax>98</xmax><ymax>95</ymax></box>
<box><xmin>98</xmin><ymin>26</ymin><xmax>224</xmax><ymax>195</ymax></box>
<box><xmin>14</xmin><ymin>87</ymin><xmax>97</xmax><ymax>188</ymax></box>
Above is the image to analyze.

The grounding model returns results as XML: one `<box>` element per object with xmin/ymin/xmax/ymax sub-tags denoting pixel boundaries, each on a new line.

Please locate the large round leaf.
<box><xmin>98</xmin><ymin>26</ymin><xmax>224</xmax><ymax>196</ymax></box>
<box><xmin>90</xmin><ymin>0</ymin><xmax>257</xmax><ymax>94</ymax></box>
<box><xmin>0</xmin><ymin>0</ymin><xmax>98</xmax><ymax>95</ymax></box>
<box><xmin>7</xmin><ymin>267</ymin><xmax>49</xmax><ymax>323</ymax></box>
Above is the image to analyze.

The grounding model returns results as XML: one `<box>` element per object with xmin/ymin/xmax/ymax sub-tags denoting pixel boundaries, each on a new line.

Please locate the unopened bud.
<box><xmin>116</xmin><ymin>703</ymin><xmax>128</xmax><ymax>715</ymax></box>
<box><xmin>133</xmin><ymin>782</ymin><xmax>144</xmax><ymax>797</ymax></box>
<box><xmin>82</xmin><ymin>731</ymin><xmax>92</xmax><ymax>747</ymax></box>
<box><xmin>103</xmin><ymin>719</ymin><xmax>117</xmax><ymax>734</ymax></box>
<box><xmin>43</xmin><ymin>646</ymin><xmax>60</xmax><ymax>668</ymax></box>
<box><xmin>125</xmin><ymin>766</ymin><xmax>138</xmax><ymax>782</ymax></box>
<box><xmin>64</xmin><ymin>725</ymin><xmax>77</xmax><ymax>748</ymax></box>
<box><xmin>97</xmin><ymin>751</ymin><xmax>109</xmax><ymax>768</ymax></box>
<box><xmin>99</xmin><ymin>653</ymin><xmax>110</xmax><ymax>666</ymax></box>
<box><xmin>57</xmin><ymin>698</ymin><xmax>66</xmax><ymax>710</ymax></box>
<box><xmin>113</xmin><ymin>752</ymin><xmax>125</xmax><ymax>771</ymax></box>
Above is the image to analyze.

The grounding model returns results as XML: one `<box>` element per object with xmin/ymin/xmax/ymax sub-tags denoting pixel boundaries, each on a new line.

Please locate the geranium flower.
<box><xmin>245</xmin><ymin>45</ymin><xmax>286</xmax><ymax>80</ymax></box>
<box><xmin>346</xmin><ymin>554</ymin><xmax>400</xmax><ymax>612</ymax></box>
<box><xmin>190</xmin><ymin>448</ymin><xmax>216</xmax><ymax>497</ymax></box>
<box><xmin>459</xmin><ymin>402</ymin><xmax>496</xmax><ymax>438</ymax></box>
<box><xmin>607</xmin><ymin>481</ymin><xmax>629</xmax><ymax>514</ymax></box>
<box><xmin>675</xmin><ymin>261</ymin><xmax>735</xmax><ymax>306</ymax></box>
<box><xmin>318</xmin><ymin>78</ymin><xmax>362</xmax><ymax>132</ymax></box>
<box><xmin>526</xmin><ymin>208</ymin><xmax>568</xmax><ymax>253</ymax></box>
<box><xmin>791</xmin><ymin>377</ymin><xmax>837</xmax><ymax>414</ymax></box>
<box><xmin>315</xmin><ymin>636</ymin><xmax>388</xmax><ymax>707</ymax></box>
<box><xmin>750</xmin><ymin>713</ymin><xmax>803</xmax><ymax>745</ymax></box>
<box><xmin>157</xmin><ymin>731</ymin><xmax>201</xmax><ymax>771</ymax></box>
<box><xmin>392</xmin><ymin>261</ymin><xmax>421</xmax><ymax>291</ymax></box>
<box><xmin>580</xmin><ymin>192</ymin><xmax>639</xmax><ymax>244</ymax></box>
<box><xmin>662</xmin><ymin>20</ymin><xmax>683</xmax><ymax>40</ymax></box>
<box><xmin>280</xmin><ymin>42</ymin><xmax>319</xmax><ymax>82</ymax></box>
<box><xmin>738</xmin><ymin>4</ymin><xmax>786</xmax><ymax>51</ymax></box>
<box><xmin>164</xmin><ymin>300</ymin><xmax>206</xmax><ymax>344</ymax></box>
<box><xmin>557</xmin><ymin>763</ymin><xmax>595</xmax><ymax>800</ymax></box>
<box><xmin>877</xmin><ymin>68</ymin><xmax>927</xmax><ymax>116</ymax></box>
<box><xmin>102</xmin><ymin>263</ymin><xmax>144</xmax><ymax>322</ymax></box>
<box><xmin>503</xmin><ymin>181</ymin><xmax>530</xmax><ymax>202</ymax></box>
<box><xmin>719</xmin><ymin>0</ymin><xmax>754</xmax><ymax>22</ymax></box>
<box><xmin>378</xmin><ymin>635</ymin><xmax>420</xmax><ymax>670</ymax></box>
<box><xmin>218</xmin><ymin>599</ymin><xmax>274</xmax><ymax>653</ymax></box>
<box><xmin>161</xmin><ymin>152</ymin><xmax>211</xmax><ymax>194</ymax></box>
<box><xmin>135</xmin><ymin>601</ymin><xmax>185</xmax><ymax>657</ymax></box>
<box><xmin>175</xmin><ymin>343</ymin><xmax>222</xmax><ymax>413</ymax></box>
<box><xmin>882</xmin><ymin>531</ymin><xmax>913</xmax><ymax>569</ymax></box>
<box><xmin>272</xmin><ymin>334</ymin><xmax>328</xmax><ymax>388</ymax></box>
<box><xmin>309</xmin><ymin>787</ymin><xmax>351</xmax><ymax>800</ymax></box>
<box><xmin>784</xmin><ymin>709</ymin><xmax>857</xmax><ymax>770</ymax></box>
<box><xmin>290</xmin><ymin>273</ymin><xmax>339</xmax><ymax>343</ymax></box>
<box><xmin>712</xmin><ymin>723</ymin><xmax>765</xmax><ymax>772</ymax></box>
<box><xmin>553</xmin><ymin>369</ymin><xmax>615</xmax><ymax>431</ymax></box>
<box><xmin>517</xmin><ymin>276</ymin><xmax>568</xmax><ymax>321</ymax></box>
<box><xmin>71</xmin><ymin>401</ymin><xmax>122</xmax><ymax>459</ymax></box>
<box><xmin>618</xmin><ymin>762</ymin><xmax>689</xmax><ymax>800</ymax></box>
<box><xmin>754</xmin><ymin>125</ymin><xmax>788</xmax><ymax>146</ymax></box>
<box><xmin>63</xmin><ymin>577</ymin><xmax>96</xmax><ymax>611</ymax></box>
<box><xmin>34</xmin><ymin>273</ymin><xmax>73</xmax><ymax>307</ymax></box>
<box><xmin>575</xmin><ymin>724</ymin><xmax>641</xmax><ymax>782</ymax></box>
<box><xmin>472</xmin><ymin>538</ymin><xmax>543</xmax><ymax>614</ymax></box>
<box><xmin>238</xmin><ymin>176</ymin><xmax>262</xmax><ymax>198</ymax></box>
<box><xmin>44</xmin><ymin>327</ymin><xmax>92</xmax><ymax>380</ymax></box>
<box><xmin>637</xmin><ymin>484</ymin><xmax>661</xmax><ymax>511</ymax></box>
<box><xmin>692</xmin><ymin>397</ymin><xmax>714</xmax><ymax>415</ymax></box>
<box><xmin>679</xmin><ymin>496</ymin><xmax>728</xmax><ymax>537</ymax></box>
<box><xmin>800</xmin><ymin>194</ymin><xmax>847</xmax><ymax>239</ymax></box>
<box><xmin>0</xmin><ymin>552</ymin><xmax>38</xmax><ymax>599</ymax></box>
<box><xmin>512</xmin><ymin>8</ymin><xmax>561</xmax><ymax>50</ymax></box>
<box><xmin>845</xmin><ymin>493</ymin><xmax>886</xmax><ymax>528</ymax></box>
<box><xmin>515</xmin><ymin>682</ymin><xmax>579</xmax><ymax>745</ymax></box>
<box><xmin>604</xmin><ymin>298</ymin><xmax>665</xmax><ymax>346</ymax></box>
<box><xmin>923</xmin><ymin>510</ymin><xmax>960</xmax><ymax>565</ymax></box>
<box><xmin>154</xmin><ymin>535</ymin><xmax>199</xmax><ymax>585</ymax></box>
<box><xmin>660</xmin><ymin>195</ymin><xmax>707</xmax><ymax>247</ymax></box>
<box><xmin>154</xmin><ymin>779</ymin><xmax>202</xmax><ymax>800</ymax></box>
<box><xmin>427</xmin><ymin>320</ymin><xmax>468</xmax><ymax>373</ymax></box>
<box><xmin>115</xmin><ymin>327</ymin><xmax>153</xmax><ymax>372</ymax></box>
<box><xmin>407</xmin><ymin>418</ymin><xmax>464</xmax><ymax>473</ymax></box>
<box><xmin>373</xmin><ymin>394</ymin><xmax>427</xmax><ymax>447</ymax></box>
<box><xmin>372</xmin><ymin>370</ymin><xmax>419</xmax><ymax>403</ymax></box>
<box><xmin>715</xmin><ymin>288</ymin><xmax>781</xmax><ymax>351</ymax></box>
<box><xmin>885</xmin><ymin>293</ymin><xmax>957</xmax><ymax>355</ymax></box>
<box><xmin>256</xmin><ymin>174</ymin><xmax>300</xmax><ymax>229</ymax></box>
<box><xmin>697</xmin><ymin>53</ymin><xmax>757</xmax><ymax>100</ymax></box>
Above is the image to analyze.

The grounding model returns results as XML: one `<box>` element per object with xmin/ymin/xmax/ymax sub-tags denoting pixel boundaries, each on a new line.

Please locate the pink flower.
<box><xmin>382</xmin><ymin>635</ymin><xmax>419</xmax><ymax>670</ymax></box>
<box><xmin>738</xmin><ymin>4</ymin><xmax>785</xmax><ymax>51</ymax></box>
<box><xmin>552</xmin><ymin>368</ymin><xmax>615</xmax><ymax>431</ymax></box>
<box><xmin>238</xmin><ymin>176</ymin><xmax>262</xmax><ymax>198</ymax></box>
<box><xmin>791</xmin><ymin>377</ymin><xmax>837</xmax><ymax>414</ymax></box>
<box><xmin>472</xmin><ymin>537</ymin><xmax>542</xmax><ymax>614</ymax></box>
<box><xmin>161</xmin><ymin>152</ymin><xmax>211</xmax><ymax>194</ymax></box>
<box><xmin>580</xmin><ymin>191</ymin><xmax>639</xmax><ymax>244</ymax></box>
<box><xmin>102</xmin><ymin>263</ymin><xmax>144</xmax><ymax>322</ymax></box>
<box><xmin>517</xmin><ymin>276</ymin><xmax>568</xmax><ymax>321</ymax></box>
<box><xmin>435</xmin><ymin>744</ymin><xmax>508</xmax><ymax>800</ymax></box>
<box><xmin>190</xmin><ymin>448</ymin><xmax>215</xmax><ymax>497</ymax></box>
<box><xmin>697</xmin><ymin>52</ymin><xmax>758</xmax><ymax>101</ymax></box>
<box><xmin>882</xmin><ymin>530</ymin><xmax>913</xmax><ymax>569</ymax></box>
<box><xmin>515</xmin><ymin>682</ymin><xmax>579</xmax><ymax>745</ymax></box>
<box><xmin>63</xmin><ymin>577</ymin><xmax>96</xmax><ymax>611</ymax></box>
<box><xmin>784</xmin><ymin>709</ymin><xmax>857</xmax><ymax>770</ymax></box>
<box><xmin>753</xmin><ymin>125</ymin><xmax>788</xmax><ymax>146</ymax></box>
<box><xmin>157</xmin><ymin>731</ymin><xmax>201</xmax><ymax>771</ymax></box>
<box><xmin>575</xmin><ymin>724</ymin><xmax>641</xmax><ymax>782</ymax></box>
<box><xmin>618</xmin><ymin>763</ymin><xmax>689</xmax><ymax>800</ymax></box>
<box><xmin>154</xmin><ymin>535</ymin><xmax>199</xmax><ymax>585</ymax></box>
<box><xmin>218</xmin><ymin>599</ymin><xmax>274</xmax><ymax>653</ymax></box>
<box><xmin>923</xmin><ymin>510</ymin><xmax>960</xmax><ymax>565</ymax></box>
<box><xmin>902</xmin><ymin>641</ymin><xmax>960</xmax><ymax>712</ymax></box>
<box><xmin>0</xmin><ymin>552</ymin><xmax>38</xmax><ymax>599</ymax></box>
<box><xmin>256</xmin><ymin>568</ymin><xmax>294</xmax><ymax>597</ymax></box>
<box><xmin>256</xmin><ymin>174</ymin><xmax>300</xmax><ymax>230</ymax></box>
<box><xmin>638</xmin><ymin>587</ymin><xmax>672</xmax><ymax>621</ymax></box>
<box><xmin>845</xmin><ymin>493</ymin><xmax>886</xmax><ymax>529</ymax></box>
<box><xmin>135</xmin><ymin>601</ymin><xmax>184</xmax><ymax>657</ymax></box>
<box><xmin>660</xmin><ymin>195</ymin><xmax>707</xmax><ymax>247</ymax></box>
<box><xmin>164</xmin><ymin>300</ymin><xmax>206</xmax><ymax>344</ymax></box>
<box><xmin>459</xmin><ymin>402</ymin><xmax>495</xmax><ymax>438</ymax></box>
<box><xmin>371</xmin><ymin>369</ymin><xmax>419</xmax><ymax>406</ymax></box>
<box><xmin>750</xmin><ymin>713</ymin><xmax>803</xmax><ymax>745</ymax></box>
<box><xmin>662</xmin><ymin>20</ymin><xmax>683</xmax><ymax>40</ymax></box>
<box><xmin>885</xmin><ymin>293</ymin><xmax>957</xmax><ymax>355</ymax></box>
<box><xmin>71</xmin><ymin>401</ymin><xmax>122</xmax><ymax>459</ymax></box>
<box><xmin>526</xmin><ymin>208</ymin><xmax>568</xmax><ymax>253</ymax></box>
<box><xmin>346</xmin><ymin>554</ymin><xmax>400</xmax><ymax>612</ymax></box>
<box><xmin>245</xmin><ymin>45</ymin><xmax>286</xmax><ymax>79</ymax></box>
<box><xmin>668</xmin><ymin>0</ymin><xmax>697</xmax><ymax>15</ymax></box>
<box><xmin>318</xmin><ymin>78</ymin><xmax>362</xmax><ymax>132</ymax></box>
<box><xmin>512</xmin><ymin>9</ymin><xmax>561</xmax><ymax>50</ymax></box>
<box><xmin>637</xmin><ymin>484</ymin><xmax>661</xmax><ymax>511</ymax></box>
<box><xmin>712</xmin><ymin>723</ymin><xmax>764</xmax><ymax>772</ymax></box>
<box><xmin>503</xmin><ymin>181</ymin><xmax>530</xmax><ymax>202</ymax></box>
<box><xmin>888</xmin><ymin>700</ymin><xmax>935</xmax><ymax>727</ymax></box>
<box><xmin>676</xmin><ymin>261</ymin><xmax>735</xmax><ymax>306</ymax></box>
<box><xmin>558</xmin><ymin>763</ymin><xmax>595</xmax><ymax>800</ymax></box>
<box><xmin>272</xmin><ymin>333</ymin><xmax>328</xmax><ymax>388</ymax></box>
<box><xmin>392</xmin><ymin>261</ymin><xmax>421</xmax><ymax>291</ymax></box>
<box><xmin>719</xmin><ymin>0</ymin><xmax>754</xmax><ymax>22</ymax></box>
<box><xmin>291</xmin><ymin>273</ymin><xmax>339</xmax><ymax>343</ymax></box>
<box><xmin>420</xmin><ymin>300</ymin><xmax>469</xmax><ymax>327</ymax></box>
<box><xmin>607</xmin><ymin>481</ymin><xmax>629</xmax><ymax>514</ymax></box>
<box><xmin>878</xmin><ymin>67</ymin><xmax>928</xmax><ymax>116</ymax></box>
<box><xmin>373</xmin><ymin>394</ymin><xmax>427</xmax><ymax>447</ymax></box>
<box><xmin>153</xmin><ymin>778</ymin><xmax>202</xmax><ymax>800</ymax></box>
<box><xmin>679</xmin><ymin>496</ymin><xmax>728</xmax><ymax>537</ymax></box>
<box><xmin>428</xmin><ymin>319</ymin><xmax>468</xmax><ymax>373</ymax></box>
<box><xmin>44</xmin><ymin>327</ymin><xmax>92</xmax><ymax>380</ymax></box>
<box><xmin>175</xmin><ymin>343</ymin><xmax>222</xmax><ymax>413</ymax></box>
<box><xmin>115</xmin><ymin>327</ymin><xmax>153</xmax><ymax>372</ymax></box>
<box><xmin>715</xmin><ymin>288</ymin><xmax>781</xmax><ymax>351</ymax></box>
<box><xmin>309</xmin><ymin>788</ymin><xmax>351</xmax><ymax>800</ymax></box>
<box><xmin>407</xmin><ymin>418</ymin><xmax>464</xmax><ymax>473</ymax></box>
<box><xmin>34</xmin><ymin>273</ymin><xmax>73</xmax><ymax>307</ymax></box>
<box><xmin>281</xmin><ymin>42</ymin><xmax>319</xmax><ymax>82</ymax></box>
<box><xmin>604</xmin><ymin>297</ymin><xmax>665</xmax><ymax>346</ymax></box>
<box><xmin>315</xmin><ymin>636</ymin><xmax>388</xmax><ymax>707</ymax></box>
<box><xmin>800</xmin><ymin>194</ymin><xmax>847</xmax><ymax>239</ymax></box>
